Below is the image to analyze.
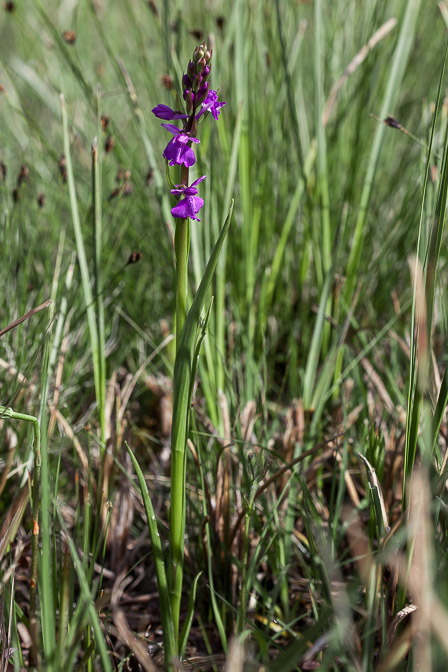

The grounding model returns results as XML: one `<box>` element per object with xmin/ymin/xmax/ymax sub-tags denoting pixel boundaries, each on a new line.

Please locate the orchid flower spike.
<box><xmin>152</xmin><ymin>42</ymin><xmax>225</xmax><ymax>220</ymax></box>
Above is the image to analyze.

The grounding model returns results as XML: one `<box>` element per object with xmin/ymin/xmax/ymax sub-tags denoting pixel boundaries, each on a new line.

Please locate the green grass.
<box><xmin>2</xmin><ymin>0</ymin><xmax>448</xmax><ymax>669</ymax></box>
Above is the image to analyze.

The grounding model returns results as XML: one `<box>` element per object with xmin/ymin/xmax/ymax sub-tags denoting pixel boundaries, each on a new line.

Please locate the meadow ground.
<box><xmin>1</xmin><ymin>0</ymin><xmax>448</xmax><ymax>670</ymax></box>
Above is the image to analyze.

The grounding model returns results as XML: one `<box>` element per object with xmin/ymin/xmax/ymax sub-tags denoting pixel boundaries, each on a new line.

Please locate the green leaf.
<box><xmin>179</xmin><ymin>571</ymin><xmax>202</xmax><ymax>660</ymax></box>
<box><xmin>169</xmin><ymin>202</ymin><xmax>234</xmax><ymax>645</ymax></box>
<box><xmin>125</xmin><ymin>442</ymin><xmax>176</xmax><ymax>663</ymax></box>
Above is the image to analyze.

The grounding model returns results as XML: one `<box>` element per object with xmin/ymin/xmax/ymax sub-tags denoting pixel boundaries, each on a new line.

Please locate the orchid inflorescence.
<box><xmin>152</xmin><ymin>43</ymin><xmax>225</xmax><ymax>222</ymax></box>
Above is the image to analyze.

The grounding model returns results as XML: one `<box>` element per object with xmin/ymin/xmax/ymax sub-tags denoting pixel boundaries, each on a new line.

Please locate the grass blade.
<box><xmin>125</xmin><ymin>442</ymin><xmax>176</xmax><ymax>665</ymax></box>
<box><xmin>404</xmin><ymin>41</ymin><xmax>448</xmax><ymax>497</ymax></box>
<box><xmin>55</xmin><ymin>508</ymin><xmax>113</xmax><ymax>672</ymax></box>
<box><xmin>60</xmin><ymin>94</ymin><xmax>102</xmax><ymax>445</ymax></box>
<box><xmin>344</xmin><ymin>0</ymin><xmax>423</xmax><ymax>302</ymax></box>
<box><xmin>179</xmin><ymin>571</ymin><xmax>202</xmax><ymax>660</ymax></box>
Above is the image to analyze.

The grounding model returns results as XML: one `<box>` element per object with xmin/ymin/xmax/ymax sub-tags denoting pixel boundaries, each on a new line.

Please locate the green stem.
<box><xmin>175</xmin><ymin>165</ymin><xmax>191</xmax><ymax>350</ymax></box>
<box><xmin>169</xmin><ymin>448</ymin><xmax>185</xmax><ymax>651</ymax></box>
<box><xmin>30</xmin><ymin>418</ymin><xmax>41</xmax><ymax>608</ymax></box>
<box><xmin>92</xmin><ymin>134</ymin><xmax>106</xmax><ymax>447</ymax></box>
<box><xmin>171</xmin><ymin>161</ymin><xmax>190</xmax><ymax>650</ymax></box>
<box><xmin>175</xmin><ymin>226</ymin><xmax>189</xmax><ymax>350</ymax></box>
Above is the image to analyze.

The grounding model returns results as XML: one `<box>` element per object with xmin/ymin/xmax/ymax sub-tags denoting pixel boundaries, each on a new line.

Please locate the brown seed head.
<box><xmin>384</xmin><ymin>115</ymin><xmax>401</xmax><ymax>130</ymax></box>
<box><xmin>161</xmin><ymin>74</ymin><xmax>173</xmax><ymax>90</ymax></box>
<box><xmin>123</xmin><ymin>181</ymin><xmax>133</xmax><ymax>197</ymax></box>
<box><xmin>58</xmin><ymin>155</ymin><xmax>67</xmax><ymax>183</ymax></box>
<box><xmin>147</xmin><ymin>0</ymin><xmax>158</xmax><ymax>16</ymax></box>
<box><xmin>127</xmin><ymin>252</ymin><xmax>143</xmax><ymax>265</ymax></box>
<box><xmin>17</xmin><ymin>164</ymin><xmax>28</xmax><ymax>185</ymax></box>
<box><xmin>105</xmin><ymin>135</ymin><xmax>115</xmax><ymax>153</ymax></box>
<box><xmin>108</xmin><ymin>186</ymin><xmax>122</xmax><ymax>201</ymax></box>
<box><xmin>62</xmin><ymin>30</ymin><xmax>76</xmax><ymax>44</ymax></box>
<box><xmin>190</xmin><ymin>29</ymin><xmax>204</xmax><ymax>41</ymax></box>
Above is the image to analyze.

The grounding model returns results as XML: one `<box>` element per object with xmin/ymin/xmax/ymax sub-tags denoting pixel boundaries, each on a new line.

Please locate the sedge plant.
<box><xmin>127</xmin><ymin>42</ymin><xmax>230</xmax><ymax>667</ymax></box>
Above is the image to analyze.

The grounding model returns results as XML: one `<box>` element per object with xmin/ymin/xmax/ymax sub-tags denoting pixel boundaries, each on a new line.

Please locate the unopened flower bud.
<box><xmin>205</xmin><ymin>50</ymin><xmax>212</xmax><ymax>62</ymax></box>
<box><xmin>196</xmin><ymin>82</ymin><xmax>210</xmax><ymax>106</ymax></box>
<box><xmin>188</xmin><ymin>60</ymin><xmax>196</xmax><ymax>76</ymax></box>
<box><xmin>199</xmin><ymin>57</ymin><xmax>206</xmax><ymax>71</ymax></box>
<box><xmin>182</xmin><ymin>73</ymin><xmax>192</xmax><ymax>91</ymax></box>
<box><xmin>193</xmin><ymin>73</ymin><xmax>202</xmax><ymax>92</ymax></box>
<box><xmin>186</xmin><ymin>89</ymin><xmax>194</xmax><ymax>115</ymax></box>
<box><xmin>203</xmin><ymin>65</ymin><xmax>211</xmax><ymax>78</ymax></box>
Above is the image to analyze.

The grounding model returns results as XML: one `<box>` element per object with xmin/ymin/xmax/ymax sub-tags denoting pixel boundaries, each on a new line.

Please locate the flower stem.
<box><xmin>175</xmin><ymin>165</ymin><xmax>190</xmax><ymax>350</ymax></box>
<box><xmin>171</xmin><ymin>163</ymin><xmax>190</xmax><ymax>652</ymax></box>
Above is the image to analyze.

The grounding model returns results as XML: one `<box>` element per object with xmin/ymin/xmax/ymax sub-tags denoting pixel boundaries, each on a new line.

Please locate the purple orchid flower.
<box><xmin>170</xmin><ymin>175</ymin><xmax>206</xmax><ymax>221</ymax></box>
<box><xmin>151</xmin><ymin>104</ymin><xmax>188</xmax><ymax>120</ymax></box>
<box><xmin>161</xmin><ymin>123</ymin><xmax>200</xmax><ymax>167</ymax></box>
<box><xmin>196</xmin><ymin>90</ymin><xmax>226</xmax><ymax>120</ymax></box>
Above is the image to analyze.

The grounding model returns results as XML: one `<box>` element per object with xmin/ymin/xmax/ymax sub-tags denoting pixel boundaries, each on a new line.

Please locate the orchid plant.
<box><xmin>152</xmin><ymin>44</ymin><xmax>225</xmax><ymax>346</ymax></box>
<box><xmin>128</xmin><ymin>43</ymin><xmax>229</xmax><ymax>669</ymax></box>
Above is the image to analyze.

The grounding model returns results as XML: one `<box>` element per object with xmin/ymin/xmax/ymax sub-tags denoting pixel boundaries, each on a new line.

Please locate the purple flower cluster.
<box><xmin>151</xmin><ymin>42</ymin><xmax>226</xmax><ymax>221</ymax></box>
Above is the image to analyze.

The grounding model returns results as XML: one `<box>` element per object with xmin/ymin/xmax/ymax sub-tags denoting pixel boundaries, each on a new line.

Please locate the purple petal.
<box><xmin>210</xmin><ymin>100</ymin><xmax>226</xmax><ymax>120</ymax></box>
<box><xmin>161</xmin><ymin>123</ymin><xmax>182</xmax><ymax>136</ymax></box>
<box><xmin>190</xmin><ymin>175</ymin><xmax>207</xmax><ymax>188</ymax></box>
<box><xmin>171</xmin><ymin>195</ymin><xmax>204</xmax><ymax>221</ymax></box>
<box><xmin>152</xmin><ymin>104</ymin><xmax>188</xmax><ymax>120</ymax></box>
<box><xmin>180</xmin><ymin>146</ymin><xmax>196</xmax><ymax>167</ymax></box>
<box><xmin>161</xmin><ymin>124</ymin><xmax>200</xmax><ymax>146</ymax></box>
